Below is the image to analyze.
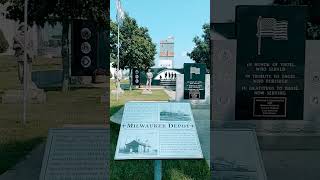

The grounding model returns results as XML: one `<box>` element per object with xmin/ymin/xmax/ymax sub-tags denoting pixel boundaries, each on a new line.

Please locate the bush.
<box><xmin>0</xmin><ymin>29</ymin><xmax>9</xmax><ymax>53</ymax></box>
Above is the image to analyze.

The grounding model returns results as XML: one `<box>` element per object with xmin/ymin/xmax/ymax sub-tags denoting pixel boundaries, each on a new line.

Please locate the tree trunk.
<box><xmin>61</xmin><ymin>20</ymin><xmax>70</xmax><ymax>92</ymax></box>
<box><xmin>129</xmin><ymin>68</ymin><xmax>132</xmax><ymax>91</ymax></box>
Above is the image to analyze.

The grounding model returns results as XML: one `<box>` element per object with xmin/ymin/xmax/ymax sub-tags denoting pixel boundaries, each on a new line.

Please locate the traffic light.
<box><xmin>71</xmin><ymin>19</ymin><xmax>98</xmax><ymax>76</ymax></box>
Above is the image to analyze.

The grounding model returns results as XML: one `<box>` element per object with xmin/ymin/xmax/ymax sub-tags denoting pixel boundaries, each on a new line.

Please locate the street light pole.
<box><xmin>23</xmin><ymin>0</ymin><xmax>28</xmax><ymax>125</ymax></box>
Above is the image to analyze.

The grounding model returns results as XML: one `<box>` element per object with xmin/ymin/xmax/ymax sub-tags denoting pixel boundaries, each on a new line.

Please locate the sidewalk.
<box><xmin>163</xmin><ymin>89</ymin><xmax>176</xmax><ymax>101</ymax></box>
<box><xmin>262</xmin><ymin>150</ymin><xmax>320</xmax><ymax>180</ymax></box>
<box><xmin>192</xmin><ymin>108</ymin><xmax>210</xmax><ymax>166</ymax></box>
<box><xmin>0</xmin><ymin>143</ymin><xmax>45</xmax><ymax>180</ymax></box>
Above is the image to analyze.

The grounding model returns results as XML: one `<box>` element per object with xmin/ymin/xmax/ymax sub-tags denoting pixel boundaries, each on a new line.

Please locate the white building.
<box><xmin>159</xmin><ymin>36</ymin><xmax>174</xmax><ymax>69</ymax></box>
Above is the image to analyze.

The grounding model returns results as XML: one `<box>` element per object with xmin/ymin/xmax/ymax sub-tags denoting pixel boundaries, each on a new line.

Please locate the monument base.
<box><xmin>94</xmin><ymin>75</ymin><xmax>107</xmax><ymax>84</ymax></box>
<box><xmin>190</xmin><ymin>103</ymin><xmax>210</xmax><ymax>109</ymax></box>
<box><xmin>111</xmin><ymin>88</ymin><xmax>124</xmax><ymax>95</ymax></box>
<box><xmin>2</xmin><ymin>87</ymin><xmax>46</xmax><ymax>104</ymax></box>
<box><xmin>142</xmin><ymin>90</ymin><xmax>152</xmax><ymax>94</ymax></box>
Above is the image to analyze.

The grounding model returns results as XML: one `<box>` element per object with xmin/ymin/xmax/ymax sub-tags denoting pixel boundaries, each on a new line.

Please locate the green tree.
<box><xmin>187</xmin><ymin>23</ymin><xmax>210</xmax><ymax>69</ymax></box>
<box><xmin>0</xmin><ymin>29</ymin><xmax>9</xmax><ymax>53</ymax></box>
<box><xmin>110</xmin><ymin>14</ymin><xmax>156</xmax><ymax>88</ymax></box>
<box><xmin>0</xmin><ymin>0</ymin><xmax>108</xmax><ymax>91</ymax></box>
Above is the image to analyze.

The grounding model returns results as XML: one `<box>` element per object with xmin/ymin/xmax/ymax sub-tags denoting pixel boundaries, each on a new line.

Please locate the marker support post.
<box><xmin>154</xmin><ymin>160</ymin><xmax>162</xmax><ymax>180</ymax></box>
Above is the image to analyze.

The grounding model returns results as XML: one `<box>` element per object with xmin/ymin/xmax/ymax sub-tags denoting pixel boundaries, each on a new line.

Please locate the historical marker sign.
<box><xmin>114</xmin><ymin>102</ymin><xmax>203</xmax><ymax>160</ymax></box>
<box><xmin>235</xmin><ymin>6</ymin><xmax>306</xmax><ymax>120</ymax></box>
<box><xmin>212</xmin><ymin>129</ymin><xmax>267</xmax><ymax>180</ymax></box>
<box><xmin>39</xmin><ymin>128</ymin><xmax>109</xmax><ymax>180</ymax></box>
<box><xmin>184</xmin><ymin>63</ymin><xmax>206</xmax><ymax>100</ymax></box>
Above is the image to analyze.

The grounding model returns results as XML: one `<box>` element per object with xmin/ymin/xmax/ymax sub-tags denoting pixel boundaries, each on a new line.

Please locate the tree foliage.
<box><xmin>110</xmin><ymin>14</ymin><xmax>156</xmax><ymax>72</ymax></box>
<box><xmin>187</xmin><ymin>23</ymin><xmax>210</xmax><ymax>69</ymax></box>
<box><xmin>1</xmin><ymin>0</ymin><xmax>109</xmax><ymax>90</ymax></box>
<box><xmin>0</xmin><ymin>0</ymin><xmax>108</xmax><ymax>27</ymax></box>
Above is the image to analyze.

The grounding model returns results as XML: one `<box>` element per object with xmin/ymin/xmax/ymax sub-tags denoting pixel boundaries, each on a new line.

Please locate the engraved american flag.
<box><xmin>256</xmin><ymin>16</ymin><xmax>288</xmax><ymax>55</ymax></box>
<box><xmin>190</xmin><ymin>67</ymin><xmax>200</xmax><ymax>79</ymax></box>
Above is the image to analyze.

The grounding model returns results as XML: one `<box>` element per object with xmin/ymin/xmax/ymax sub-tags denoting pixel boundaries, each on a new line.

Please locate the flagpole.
<box><xmin>115</xmin><ymin>0</ymin><xmax>125</xmax><ymax>101</ymax></box>
<box><xmin>116</xmin><ymin>21</ymin><xmax>120</xmax><ymax>101</ymax></box>
<box><xmin>23</xmin><ymin>0</ymin><xmax>28</xmax><ymax>125</ymax></box>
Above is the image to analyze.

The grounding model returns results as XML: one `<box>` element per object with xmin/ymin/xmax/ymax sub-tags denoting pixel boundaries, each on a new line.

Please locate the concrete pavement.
<box><xmin>0</xmin><ymin>143</ymin><xmax>45</xmax><ymax>180</ymax></box>
<box><xmin>262</xmin><ymin>150</ymin><xmax>320</xmax><ymax>180</ymax></box>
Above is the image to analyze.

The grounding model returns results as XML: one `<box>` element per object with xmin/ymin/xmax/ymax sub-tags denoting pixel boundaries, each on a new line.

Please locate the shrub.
<box><xmin>0</xmin><ymin>29</ymin><xmax>9</xmax><ymax>53</ymax></box>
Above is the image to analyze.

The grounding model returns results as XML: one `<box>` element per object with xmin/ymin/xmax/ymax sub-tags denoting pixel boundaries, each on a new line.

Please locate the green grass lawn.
<box><xmin>109</xmin><ymin>86</ymin><xmax>210</xmax><ymax>180</ymax></box>
<box><xmin>0</xmin><ymin>55</ymin><xmax>62</xmax><ymax>92</ymax></box>
<box><xmin>0</xmin><ymin>55</ymin><xmax>106</xmax><ymax>174</ymax></box>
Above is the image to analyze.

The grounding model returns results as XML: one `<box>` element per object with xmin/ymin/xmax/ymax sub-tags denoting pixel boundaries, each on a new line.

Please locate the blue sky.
<box><xmin>110</xmin><ymin>0</ymin><xmax>209</xmax><ymax>68</ymax></box>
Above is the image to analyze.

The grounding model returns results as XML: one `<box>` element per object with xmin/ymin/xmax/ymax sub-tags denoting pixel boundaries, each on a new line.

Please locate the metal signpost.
<box><xmin>154</xmin><ymin>160</ymin><xmax>162</xmax><ymax>180</ymax></box>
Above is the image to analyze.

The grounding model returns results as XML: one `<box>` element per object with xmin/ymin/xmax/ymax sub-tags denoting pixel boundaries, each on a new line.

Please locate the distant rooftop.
<box><xmin>160</xmin><ymin>36</ymin><xmax>174</xmax><ymax>44</ymax></box>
